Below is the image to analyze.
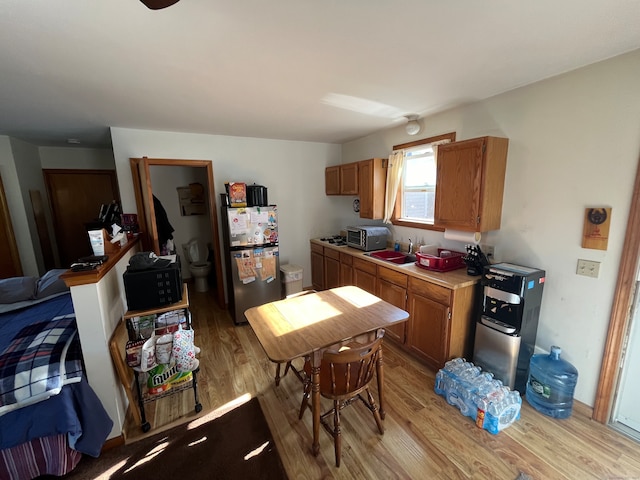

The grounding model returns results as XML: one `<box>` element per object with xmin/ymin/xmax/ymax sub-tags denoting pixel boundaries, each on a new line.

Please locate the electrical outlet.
<box><xmin>577</xmin><ymin>259</ymin><xmax>600</xmax><ymax>278</ymax></box>
<box><xmin>481</xmin><ymin>244</ymin><xmax>495</xmax><ymax>260</ymax></box>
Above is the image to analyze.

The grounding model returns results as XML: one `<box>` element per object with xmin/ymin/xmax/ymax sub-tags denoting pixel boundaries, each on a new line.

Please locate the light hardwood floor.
<box><xmin>121</xmin><ymin>286</ymin><xmax>640</xmax><ymax>479</ymax></box>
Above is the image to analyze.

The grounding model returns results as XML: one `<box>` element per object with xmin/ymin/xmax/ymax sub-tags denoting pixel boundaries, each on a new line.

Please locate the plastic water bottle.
<box><xmin>526</xmin><ymin>346</ymin><xmax>578</xmax><ymax>419</ymax></box>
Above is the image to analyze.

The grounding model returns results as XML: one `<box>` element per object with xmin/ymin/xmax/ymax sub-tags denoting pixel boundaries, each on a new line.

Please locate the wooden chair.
<box><xmin>274</xmin><ymin>290</ymin><xmax>316</xmax><ymax>386</ymax></box>
<box><xmin>299</xmin><ymin>330</ymin><xmax>385</xmax><ymax>467</ymax></box>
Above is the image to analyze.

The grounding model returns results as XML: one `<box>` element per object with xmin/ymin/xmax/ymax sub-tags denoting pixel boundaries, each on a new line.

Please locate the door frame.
<box><xmin>594</xmin><ymin>152</ymin><xmax>640</xmax><ymax>423</ymax></box>
<box><xmin>130</xmin><ymin>157</ymin><xmax>225</xmax><ymax>309</ymax></box>
<box><xmin>0</xmin><ymin>174</ymin><xmax>22</xmax><ymax>278</ymax></box>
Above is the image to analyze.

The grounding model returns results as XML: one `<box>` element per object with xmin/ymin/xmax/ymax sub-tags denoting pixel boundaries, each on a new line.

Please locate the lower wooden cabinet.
<box><xmin>324</xmin><ymin>248</ymin><xmax>341</xmax><ymax>289</ymax></box>
<box><xmin>310</xmin><ymin>242</ymin><xmax>478</xmax><ymax>370</ymax></box>
<box><xmin>406</xmin><ymin>277</ymin><xmax>476</xmax><ymax>370</ymax></box>
<box><xmin>376</xmin><ymin>266</ymin><xmax>408</xmax><ymax>344</ymax></box>
<box><xmin>353</xmin><ymin>257</ymin><xmax>377</xmax><ymax>294</ymax></box>
<box><xmin>310</xmin><ymin>243</ymin><xmax>324</xmax><ymax>290</ymax></box>
<box><xmin>339</xmin><ymin>252</ymin><xmax>353</xmax><ymax>286</ymax></box>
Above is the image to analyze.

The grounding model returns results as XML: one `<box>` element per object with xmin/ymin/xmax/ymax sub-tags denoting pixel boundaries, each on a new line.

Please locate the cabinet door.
<box><xmin>340</xmin><ymin>163</ymin><xmax>359</xmax><ymax>195</ymax></box>
<box><xmin>310</xmin><ymin>246</ymin><xmax>324</xmax><ymax>290</ymax></box>
<box><xmin>353</xmin><ymin>258</ymin><xmax>377</xmax><ymax>294</ymax></box>
<box><xmin>358</xmin><ymin>158</ymin><xmax>386</xmax><ymax>220</ymax></box>
<box><xmin>324</xmin><ymin>250</ymin><xmax>341</xmax><ymax>289</ymax></box>
<box><xmin>339</xmin><ymin>252</ymin><xmax>353</xmax><ymax>286</ymax></box>
<box><xmin>325</xmin><ymin>166</ymin><xmax>340</xmax><ymax>195</ymax></box>
<box><xmin>377</xmin><ymin>277</ymin><xmax>407</xmax><ymax>343</ymax></box>
<box><xmin>407</xmin><ymin>291</ymin><xmax>450</xmax><ymax>369</ymax></box>
<box><xmin>435</xmin><ymin>136</ymin><xmax>508</xmax><ymax>232</ymax></box>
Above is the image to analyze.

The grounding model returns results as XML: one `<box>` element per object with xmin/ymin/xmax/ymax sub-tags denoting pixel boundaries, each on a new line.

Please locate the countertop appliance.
<box><xmin>346</xmin><ymin>226</ymin><xmax>389</xmax><ymax>251</ymax></box>
<box><xmin>220</xmin><ymin>194</ymin><xmax>280</xmax><ymax>325</ymax></box>
<box><xmin>472</xmin><ymin>262</ymin><xmax>546</xmax><ymax>393</ymax></box>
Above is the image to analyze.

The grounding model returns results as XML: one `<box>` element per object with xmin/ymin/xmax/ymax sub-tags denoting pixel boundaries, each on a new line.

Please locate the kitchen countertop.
<box><xmin>310</xmin><ymin>238</ymin><xmax>480</xmax><ymax>290</ymax></box>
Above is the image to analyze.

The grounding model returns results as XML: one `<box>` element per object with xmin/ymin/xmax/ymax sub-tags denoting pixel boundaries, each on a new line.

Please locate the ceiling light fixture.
<box><xmin>404</xmin><ymin>115</ymin><xmax>421</xmax><ymax>136</ymax></box>
<box><xmin>140</xmin><ymin>0</ymin><xmax>180</xmax><ymax>10</ymax></box>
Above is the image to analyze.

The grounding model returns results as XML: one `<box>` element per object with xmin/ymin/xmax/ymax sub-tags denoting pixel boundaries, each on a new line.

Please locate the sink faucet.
<box><xmin>408</xmin><ymin>238</ymin><xmax>413</xmax><ymax>254</ymax></box>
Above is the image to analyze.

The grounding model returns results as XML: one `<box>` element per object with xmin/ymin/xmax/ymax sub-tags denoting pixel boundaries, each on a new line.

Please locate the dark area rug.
<box><xmin>52</xmin><ymin>397</ymin><xmax>288</xmax><ymax>480</ymax></box>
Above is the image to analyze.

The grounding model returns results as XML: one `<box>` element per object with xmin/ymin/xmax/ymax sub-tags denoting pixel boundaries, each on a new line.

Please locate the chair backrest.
<box><xmin>319</xmin><ymin>330</ymin><xmax>384</xmax><ymax>400</ymax></box>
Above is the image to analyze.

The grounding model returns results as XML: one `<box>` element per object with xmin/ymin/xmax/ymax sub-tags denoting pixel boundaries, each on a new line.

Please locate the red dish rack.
<box><xmin>415</xmin><ymin>249</ymin><xmax>466</xmax><ymax>272</ymax></box>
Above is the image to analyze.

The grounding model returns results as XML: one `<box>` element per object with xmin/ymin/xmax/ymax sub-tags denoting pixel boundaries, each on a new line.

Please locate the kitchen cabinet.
<box><xmin>358</xmin><ymin>158</ymin><xmax>387</xmax><ymax>219</ymax></box>
<box><xmin>309</xmin><ymin>240</ymin><xmax>478</xmax><ymax>370</ymax></box>
<box><xmin>339</xmin><ymin>252</ymin><xmax>353</xmax><ymax>286</ymax></box>
<box><xmin>324</xmin><ymin>248</ymin><xmax>341</xmax><ymax>289</ymax></box>
<box><xmin>325</xmin><ymin>162</ymin><xmax>358</xmax><ymax>195</ymax></box>
<box><xmin>341</xmin><ymin>162</ymin><xmax>359</xmax><ymax>195</ymax></box>
<box><xmin>310</xmin><ymin>242</ymin><xmax>324</xmax><ymax>290</ymax></box>
<box><xmin>434</xmin><ymin>136</ymin><xmax>508</xmax><ymax>232</ymax></box>
<box><xmin>407</xmin><ymin>277</ymin><xmax>476</xmax><ymax>370</ymax></box>
<box><xmin>353</xmin><ymin>257</ymin><xmax>377</xmax><ymax>294</ymax></box>
<box><xmin>376</xmin><ymin>266</ymin><xmax>408</xmax><ymax>344</ymax></box>
<box><xmin>325</xmin><ymin>166</ymin><xmax>340</xmax><ymax>195</ymax></box>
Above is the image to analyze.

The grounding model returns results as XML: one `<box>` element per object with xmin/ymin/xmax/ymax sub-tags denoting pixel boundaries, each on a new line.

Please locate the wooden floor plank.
<box><xmin>119</xmin><ymin>286</ymin><xmax>640</xmax><ymax>479</ymax></box>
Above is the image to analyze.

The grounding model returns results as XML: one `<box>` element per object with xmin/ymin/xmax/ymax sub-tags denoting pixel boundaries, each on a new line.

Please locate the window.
<box><xmin>401</xmin><ymin>145</ymin><xmax>436</xmax><ymax>223</ymax></box>
<box><xmin>390</xmin><ymin>132</ymin><xmax>456</xmax><ymax>229</ymax></box>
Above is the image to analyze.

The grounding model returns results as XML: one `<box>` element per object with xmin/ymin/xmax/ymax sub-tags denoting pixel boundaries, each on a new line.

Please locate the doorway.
<box><xmin>0</xmin><ymin>175</ymin><xmax>22</xmax><ymax>278</ymax></box>
<box><xmin>594</xmin><ymin>153</ymin><xmax>640</xmax><ymax>438</ymax></box>
<box><xmin>44</xmin><ymin>169</ymin><xmax>120</xmax><ymax>268</ymax></box>
<box><xmin>130</xmin><ymin>158</ymin><xmax>225</xmax><ymax>309</ymax></box>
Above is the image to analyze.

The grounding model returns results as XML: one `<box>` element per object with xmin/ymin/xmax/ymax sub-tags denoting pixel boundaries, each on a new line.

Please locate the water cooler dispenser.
<box><xmin>472</xmin><ymin>262</ymin><xmax>546</xmax><ymax>393</ymax></box>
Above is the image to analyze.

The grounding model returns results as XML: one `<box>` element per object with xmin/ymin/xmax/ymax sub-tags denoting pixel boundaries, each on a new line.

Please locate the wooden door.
<box><xmin>0</xmin><ymin>175</ymin><xmax>22</xmax><ymax>278</ymax></box>
<box><xmin>324</xmin><ymin>249</ymin><xmax>340</xmax><ymax>289</ymax></box>
<box><xmin>310</xmin><ymin>245</ymin><xmax>324</xmax><ymax>290</ymax></box>
<box><xmin>44</xmin><ymin>169</ymin><xmax>120</xmax><ymax>268</ymax></box>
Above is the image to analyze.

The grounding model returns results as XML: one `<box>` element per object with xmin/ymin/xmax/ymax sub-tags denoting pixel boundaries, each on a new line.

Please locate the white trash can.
<box><xmin>280</xmin><ymin>264</ymin><xmax>303</xmax><ymax>298</ymax></box>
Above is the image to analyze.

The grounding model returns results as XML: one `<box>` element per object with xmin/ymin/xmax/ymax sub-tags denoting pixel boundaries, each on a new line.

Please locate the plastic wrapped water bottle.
<box><xmin>526</xmin><ymin>346</ymin><xmax>578</xmax><ymax>419</ymax></box>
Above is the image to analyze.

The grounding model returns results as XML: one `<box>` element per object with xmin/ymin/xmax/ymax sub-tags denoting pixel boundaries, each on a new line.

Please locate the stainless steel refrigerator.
<box><xmin>220</xmin><ymin>196</ymin><xmax>280</xmax><ymax>324</ymax></box>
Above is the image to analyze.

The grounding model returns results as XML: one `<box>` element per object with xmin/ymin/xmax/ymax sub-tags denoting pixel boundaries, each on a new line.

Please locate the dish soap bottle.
<box><xmin>394</xmin><ymin>240</ymin><xmax>400</xmax><ymax>252</ymax></box>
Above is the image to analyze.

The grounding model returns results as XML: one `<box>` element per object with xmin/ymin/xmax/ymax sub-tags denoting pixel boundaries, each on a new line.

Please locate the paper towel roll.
<box><xmin>443</xmin><ymin>229</ymin><xmax>481</xmax><ymax>244</ymax></box>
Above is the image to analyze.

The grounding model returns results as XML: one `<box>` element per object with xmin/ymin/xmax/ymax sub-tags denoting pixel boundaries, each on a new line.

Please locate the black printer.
<box><xmin>123</xmin><ymin>252</ymin><xmax>183</xmax><ymax>311</ymax></box>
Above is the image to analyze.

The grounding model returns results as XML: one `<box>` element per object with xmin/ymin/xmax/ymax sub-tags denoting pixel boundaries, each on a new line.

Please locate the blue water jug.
<box><xmin>525</xmin><ymin>346</ymin><xmax>578</xmax><ymax>419</ymax></box>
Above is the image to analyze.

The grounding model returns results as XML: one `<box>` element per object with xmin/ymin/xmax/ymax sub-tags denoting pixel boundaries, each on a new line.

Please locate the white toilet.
<box><xmin>182</xmin><ymin>239</ymin><xmax>212</xmax><ymax>292</ymax></box>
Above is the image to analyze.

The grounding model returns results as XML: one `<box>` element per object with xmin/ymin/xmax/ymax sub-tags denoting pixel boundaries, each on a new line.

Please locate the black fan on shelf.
<box><xmin>140</xmin><ymin>0</ymin><xmax>180</xmax><ymax>10</ymax></box>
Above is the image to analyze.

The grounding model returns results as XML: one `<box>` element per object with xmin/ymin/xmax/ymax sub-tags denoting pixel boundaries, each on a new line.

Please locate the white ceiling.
<box><xmin>1</xmin><ymin>1</ymin><xmax>640</xmax><ymax>149</ymax></box>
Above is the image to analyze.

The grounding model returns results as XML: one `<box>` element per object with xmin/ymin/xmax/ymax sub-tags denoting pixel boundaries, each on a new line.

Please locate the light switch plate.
<box><xmin>577</xmin><ymin>259</ymin><xmax>600</xmax><ymax>278</ymax></box>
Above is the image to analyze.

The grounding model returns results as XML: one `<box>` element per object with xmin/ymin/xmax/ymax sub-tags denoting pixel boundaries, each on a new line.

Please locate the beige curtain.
<box><xmin>383</xmin><ymin>150</ymin><xmax>405</xmax><ymax>224</ymax></box>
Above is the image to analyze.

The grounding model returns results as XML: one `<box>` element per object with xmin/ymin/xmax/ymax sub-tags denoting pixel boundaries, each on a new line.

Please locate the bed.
<box><xmin>0</xmin><ymin>271</ymin><xmax>113</xmax><ymax>480</ymax></box>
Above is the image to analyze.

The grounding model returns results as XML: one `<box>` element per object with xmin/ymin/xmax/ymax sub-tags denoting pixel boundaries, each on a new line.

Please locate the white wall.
<box><xmin>342</xmin><ymin>49</ymin><xmax>640</xmax><ymax>407</ymax></box>
<box><xmin>39</xmin><ymin>146</ymin><xmax>115</xmax><ymax>170</ymax></box>
<box><xmin>110</xmin><ymin>129</ymin><xmax>342</xmax><ymax>290</ymax></box>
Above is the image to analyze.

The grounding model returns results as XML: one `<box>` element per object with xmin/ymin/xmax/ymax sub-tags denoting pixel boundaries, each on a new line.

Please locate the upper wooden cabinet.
<box><xmin>341</xmin><ymin>162</ymin><xmax>359</xmax><ymax>195</ymax></box>
<box><xmin>325</xmin><ymin>162</ymin><xmax>358</xmax><ymax>195</ymax></box>
<box><xmin>434</xmin><ymin>136</ymin><xmax>508</xmax><ymax>232</ymax></box>
<box><xmin>358</xmin><ymin>158</ymin><xmax>386</xmax><ymax>219</ymax></box>
<box><xmin>325</xmin><ymin>166</ymin><xmax>340</xmax><ymax>195</ymax></box>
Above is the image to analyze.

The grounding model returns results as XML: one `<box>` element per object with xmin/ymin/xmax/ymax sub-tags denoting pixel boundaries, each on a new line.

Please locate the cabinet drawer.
<box><xmin>409</xmin><ymin>277</ymin><xmax>450</xmax><ymax>304</ymax></box>
<box><xmin>353</xmin><ymin>256</ymin><xmax>376</xmax><ymax>275</ymax></box>
<box><xmin>311</xmin><ymin>242</ymin><xmax>323</xmax><ymax>254</ymax></box>
<box><xmin>378</xmin><ymin>265</ymin><xmax>408</xmax><ymax>288</ymax></box>
<box><xmin>340</xmin><ymin>252</ymin><xmax>353</xmax><ymax>265</ymax></box>
<box><xmin>325</xmin><ymin>248</ymin><xmax>340</xmax><ymax>260</ymax></box>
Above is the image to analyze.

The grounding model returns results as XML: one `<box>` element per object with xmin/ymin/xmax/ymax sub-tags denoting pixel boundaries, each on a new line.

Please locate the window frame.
<box><xmin>390</xmin><ymin>132</ymin><xmax>456</xmax><ymax>231</ymax></box>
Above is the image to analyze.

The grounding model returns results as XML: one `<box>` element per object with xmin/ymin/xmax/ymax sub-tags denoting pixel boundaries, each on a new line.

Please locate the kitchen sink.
<box><xmin>365</xmin><ymin>250</ymin><xmax>416</xmax><ymax>265</ymax></box>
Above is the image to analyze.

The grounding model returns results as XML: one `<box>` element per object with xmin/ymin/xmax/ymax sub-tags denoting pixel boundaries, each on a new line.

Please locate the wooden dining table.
<box><xmin>245</xmin><ymin>285</ymin><xmax>409</xmax><ymax>456</ymax></box>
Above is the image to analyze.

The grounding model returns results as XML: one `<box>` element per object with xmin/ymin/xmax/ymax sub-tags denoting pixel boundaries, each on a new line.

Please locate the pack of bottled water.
<box><xmin>434</xmin><ymin>358</ymin><xmax>521</xmax><ymax>434</ymax></box>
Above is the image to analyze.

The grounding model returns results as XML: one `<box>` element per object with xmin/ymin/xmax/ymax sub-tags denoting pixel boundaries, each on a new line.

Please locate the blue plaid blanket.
<box><xmin>0</xmin><ymin>311</ymin><xmax>83</xmax><ymax>416</ymax></box>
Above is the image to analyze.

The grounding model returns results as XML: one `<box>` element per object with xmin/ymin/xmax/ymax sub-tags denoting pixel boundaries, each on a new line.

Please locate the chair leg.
<box><xmin>298</xmin><ymin>376</ymin><xmax>311</xmax><ymax>419</ymax></box>
<box><xmin>333</xmin><ymin>400</ymin><xmax>342</xmax><ymax>468</ymax></box>
<box><xmin>366</xmin><ymin>388</ymin><xmax>384</xmax><ymax>434</ymax></box>
<box><xmin>275</xmin><ymin>362</ymin><xmax>283</xmax><ymax>386</ymax></box>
